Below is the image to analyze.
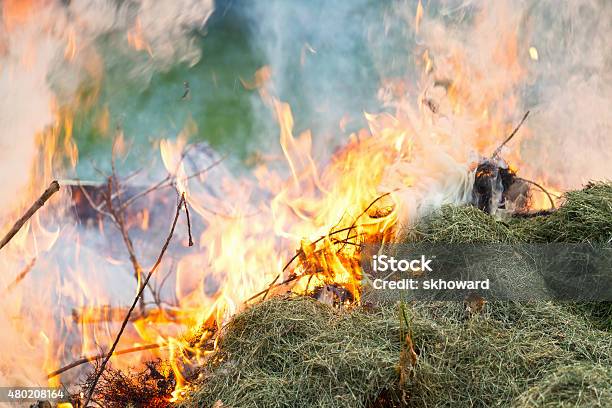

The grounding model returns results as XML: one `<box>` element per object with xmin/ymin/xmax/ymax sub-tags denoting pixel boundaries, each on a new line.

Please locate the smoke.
<box><xmin>517</xmin><ymin>0</ymin><xmax>612</xmax><ymax>187</ymax></box>
<box><xmin>243</xmin><ymin>0</ymin><xmax>611</xmax><ymax>194</ymax></box>
<box><xmin>0</xmin><ymin>3</ymin><xmax>58</xmax><ymax>221</ymax></box>
<box><xmin>406</xmin><ymin>0</ymin><xmax>612</xmax><ymax>190</ymax></box>
<box><xmin>242</xmin><ymin>0</ymin><xmax>385</xmax><ymax>155</ymax></box>
<box><xmin>0</xmin><ymin>0</ymin><xmax>214</xmax><ymax>222</ymax></box>
<box><xmin>0</xmin><ymin>0</ymin><xmax>214</xmax><ymax>386</ymax></box>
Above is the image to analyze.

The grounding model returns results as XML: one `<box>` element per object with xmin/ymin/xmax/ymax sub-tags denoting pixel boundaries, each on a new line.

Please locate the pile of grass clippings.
<box><xmin>179</xmin><ymin>298</ymin><xmax>611</xmax><ymax>408</ymax></box>
<box><xmin>406</xmin><ymin>204</ymin><xmax>519</xmax><ymax>244</ymax></box>
<box><xmin>513</xmin><ymin>363</ymin><xmax>612</xmax><ymax>407</ymax></box>
<box><xmin>408</xmin><ymin>181</ymin><xmax>612</xmax><ymax>244</ymax></box>
<box><xmin>178</xmin><ymin>296</ymin><xmax>400</xmax><ymax>408</ymax></box>
<box><xmin>176</xmin><ymin>182</ymin><xmax>611</xmax><ymax>408</ymax></box>
<box><xmin>511</xmin><ymin>181</ymin><xmax>612</xmax><ymax>243</ymax></box>
<box><xmin>405</xmin><ymin>301</ymin><xmax>611</xmax><ymax>407</ymax></box>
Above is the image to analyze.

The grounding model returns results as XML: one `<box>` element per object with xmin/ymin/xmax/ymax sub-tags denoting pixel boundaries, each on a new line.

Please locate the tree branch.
<box><xmin>82</xmin><ymin>193</ymin><xmax>189</xmax><ymax>407</ymax></box>
<box><xmin>47</xmin><ymin>343</ymin><xmax>162</xmax><ymax>379</ymax></box>
<box><xmin>0</xmin><ymin>181</ymin><xmax>60</xmax><ymax>251</ymax></box>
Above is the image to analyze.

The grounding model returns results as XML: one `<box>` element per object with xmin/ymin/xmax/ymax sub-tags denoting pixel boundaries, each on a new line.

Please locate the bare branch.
<box><xmin>5</xmin><ymin>257</ymin><xmax>37</xmax><ymax>292</ymax></box>
<box><xmin>492</xmin><ymin>111</ymin><xmax>530</xmax><ymax>158</ymax></box>
<box><xmin>104</xmin><ymin>176</ymin><xmax>146</xmax><ymax>314</ymax></box>
<box><xmin>47</xmin><ymin>343</ymin><xmax>162</xmax><ymax>379</ymax></box>
<box><xmin>0</xmin><ymin>181</ymin><xmax>60</xmax><ymax>251</ymax></box>
<box><xmin>82</xmin><ymin>193</ymin><xmax>189</xmax><ymax>407</ymax></box>
<box><xmin>76</xmin><ymin>182</ymin><xmax>117</xmax><ymax>225</ymax></box>
<box><xmin>119</xmin><ymin>155</ymin><xmax>226</xmax><ymax>211</ymax></box>
<box><xmin>183</xmin><ymin>196</ymin><xmax>194</xmax><ymax>247</ymax></box>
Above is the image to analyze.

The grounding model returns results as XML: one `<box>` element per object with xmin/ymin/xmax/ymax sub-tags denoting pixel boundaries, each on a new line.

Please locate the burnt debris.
<box><xmin>472</xmin><ymin>111</ymin><xmax>533</xmax><ymax>214</ymax></box>
<box><xmin>472</xmin><ymin>158</ymin><xmax>530</xmax><ymax>214</ymax></box>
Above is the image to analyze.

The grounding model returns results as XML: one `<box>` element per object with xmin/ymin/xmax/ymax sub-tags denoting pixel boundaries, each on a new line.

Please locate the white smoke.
<box><xmin>0</xmin><ymin>6</ymin><xmax>59</xmax><ymax>221</ymax></box>
<box><xmin>517</xmin><ymin>0</ymin><xmax>612</xmax><ymax>187</ymax></box>
<box><xmin>245</xmin><ymin>0</ymin><xmax>611</xmax><ymax>199</ymax></box>
<box><xmin>0</xmin><ymin>0</ymin><xmax>214</xmax><ymax>223</ymax></box>
<box><xmin>396</xmin><ymin>0</ymin><xmax>612</xmax><ymax>191</ymax></box>
<box><xmin>0</xmin><ymin>0</ymin><xmax>214</xmax><ymax>386</ymax></box>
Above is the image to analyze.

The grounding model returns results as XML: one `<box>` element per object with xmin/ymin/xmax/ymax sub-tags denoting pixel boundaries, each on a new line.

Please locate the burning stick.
<box><xmin>341</xmin><ymin>191</ymin><xmax>395</xmax><ymax>249</ymax></box>
<box><xmin>82</xmin><ymin>193</ymin><xmax>190</xmax><ymax>407</ymax></box>
<box><xmin>4</xmin><ymin>257</ymin><xmax>37</xmax><ymax>292</ymax></box>
<box><xmin>252</xmin><ymin>192</ymin><xmax>396</xmax><ymax>302</ymax></box>
<box><xmin>47</xmin><ymin>343</ymin><xmax>163</xmax><ymax>379</ymax></box>
<box><xmin>247</xmin><ymin>224</ymin><xmax>371</xmax><ymax>303</ymax></box>
<box><xmin>516</xmin><ymin>177</ymin><xmax>558</xmax><ymax>209</ymax></box>
<box><xmin>491</xmin><ymin>111</ymin><xmax>530</xmax><ymax>158</ymax></box>
<box><xmin>71</xmin><ymin>304</ymin><xmax>182</xmax><ymax>324</ymax></box>
<box><xmin>0</xmin><ymin>181</ymin><xmax>60</xmax><ymax>251</ymax></box>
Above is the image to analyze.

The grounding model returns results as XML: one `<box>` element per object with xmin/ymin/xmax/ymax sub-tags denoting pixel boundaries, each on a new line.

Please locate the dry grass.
<box><xmin>512</xmin><ymin>181</ymin><xmax>612</xmax><ymax>244</ymax></box>
<box><xmin>177</xmin><ymin>296</ymin><xmax>401</xmax><ymax>408</ymax></box>
<box><xmin>178</xmin><ymin>182</ymin><xmax>611</xmax><ymax>408</ymax></box>
<box><xmin>84</xmin><ymin>182</ymin><xmax>608</xmax><ymax>407</ymax></box>
<box><xmin>407</xmin><ymin>181</ymin><xmax>612</xmax><ymax>245</ymax></box>
<box><xmin>405</xmin><ymin>301</ymin><xmax>611</xmax><ymax>407</ymax></box>
<box><xmin>178</xmin><ymin>297</ymin><xmax>611</xmax><ymax>408</ymax></box>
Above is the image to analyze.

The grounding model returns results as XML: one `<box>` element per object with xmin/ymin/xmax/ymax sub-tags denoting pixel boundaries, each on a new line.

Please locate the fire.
<box><xmin>64</xmin><ymin>27</ymin><xmax>77</xmax><ymax>61</ymax></box>
<box><xmin>415</xmin><ymin>0</ymin><xmax>424</xmax><ymax>35</ymax></box>
<box><xmin>2</xmin><ymin>0</ymin><xmax>37</xmax><ymax>32</ymax></box>
<box><xmin>0</xmin><ymin>0</ymin><xmax>568</xmax><ymax>404</ymax></box>
<box><xmin>127</xmin><ymin>17</ymin><xmax>154</xmax><ymax>57</ymax></box>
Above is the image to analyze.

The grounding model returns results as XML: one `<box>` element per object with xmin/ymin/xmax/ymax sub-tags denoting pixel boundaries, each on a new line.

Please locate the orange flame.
<box><xmin>0</xmin><ymin>1</ymin><xmax>563</xmax><ymax>401</ymax></box>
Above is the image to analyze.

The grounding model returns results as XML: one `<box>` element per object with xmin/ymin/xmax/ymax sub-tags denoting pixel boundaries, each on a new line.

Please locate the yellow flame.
<box><xmin>415</xmin><ymin>0</ymin><xmax>424</xmax><ymax>35</ymax></box>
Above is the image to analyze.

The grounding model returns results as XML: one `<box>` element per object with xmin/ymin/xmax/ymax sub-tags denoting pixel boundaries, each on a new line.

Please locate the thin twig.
<box><xmin>152</xmin><ymin>261</ymin><xmax>176</xmax><ymax>307</ymax></box>
<box><xmin>77</xmin><ymin>183</ymin><xmax>118</xmax><ymax>226</ymax></box>
<box><xmin>74</xmin><ymin>153</ymin><xmax>225</xmax><ymax>215</ymax></box>
<box><xmin>71</xmin><ymin>304</ymin><xmax>182</xmax><ymax>324</ymax></box>
<box><xmin>82</xmin><ymin>193</ymin><xmax>189</xmax><ymax>407</ymax></box>
<box><xmin>183</xmin><ymin>196</ymin><xmax>194</xmax><ymax>247</ymax></box>
<box><xmin>0</xmin><ymin>181</ymin><xmax>60</xmax><ymax>251</ymax></box>
<box><xmin>343</xmin><ymin>192</ymin><xmax>394</xmax><ymax>247</ymax></box>
<box><xmin>516</xmin><ymin>177</ymin><xmax>557</xmax><ymax>209</ymax></box>
<box><xmin>260</xmin><ymin>274</ymin><xmax>281</xmax><ymax>302</ymax></box>
<box><xmin>47</xmin><ymin>343</ymin><xmax>163</xmax><ymax>379</ymax></box>
<box><xmin>118</xmin><ymin>175</ymin><xmax>171</xmax><ymax>211</ymax></box>
<box><xmin>5</xmin><ymin>257</ymin><xmax>37</xmax><ymax>292</ymax></box>
<box><xmin>491</xmin><ymin>111</ymin><xmax>530</xmax><ymax>158</ymax></box>
<box><xmin>247</xmin><ymin>224</ymin><xmax>368</xmax><ymax>303</ymax></box>
<box><xmin>119</xmin><ymin>155</ymin><xmax>227</xmax><ymax>211</ymax></box>
<box><xmin>104</xmin><ymin>175</ymin><xmax>146</xmax><ymax>314</ymax></box>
